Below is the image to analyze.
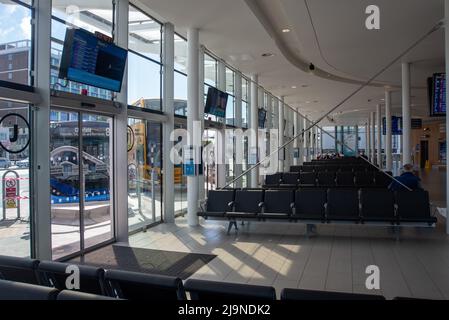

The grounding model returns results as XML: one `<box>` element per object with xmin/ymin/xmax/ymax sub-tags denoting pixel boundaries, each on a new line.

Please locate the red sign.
<box><xmin>6</xmin><ymin>187</ymin><xmax>16</xmax><ymax>198</ymax></box>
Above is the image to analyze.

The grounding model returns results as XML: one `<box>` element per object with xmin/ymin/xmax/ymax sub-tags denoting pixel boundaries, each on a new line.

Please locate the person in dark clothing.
<box><xmin>388</xmin><ymin>164</ymin><xmax>422</xmax><ymax>191</ymax></box>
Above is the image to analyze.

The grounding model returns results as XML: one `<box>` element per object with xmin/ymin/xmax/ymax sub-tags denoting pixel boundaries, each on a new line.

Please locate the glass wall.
<box><xmin>51</xmin><ymin>1</ymin><xmax>114</xmax><ymax>100</ymax></box>
<box><xmin>0</xmin><ymin>100</ymin><xmax>31</xmax><ymax>257</ymax></box>
<box><xmin>174</xmin><ymin>34</ymin><xmax>187</xmax><ymax>116</ymax></box>
<box><xmin>322</xmin><ymin>126</ymin><xmax>337</xmax><ymax>154</ymax></box>
<box><xmin>128</xmin><ymin>4</ymin><xmax>162</xmax><ymax>110</ymax></box>
<box><xmin>174</xmin><ymin>123</ymin><xmax>187</xmax><ymax>214</ymax></box>
<box><xmin>127</xmin><ymin>118</ymin><xmax>162</xmax><ymax>232</ymax></box>
<box><xmin>0</xmin><ymin>0</ymin><xmax>32</xmax><ymax>86</ymax></box>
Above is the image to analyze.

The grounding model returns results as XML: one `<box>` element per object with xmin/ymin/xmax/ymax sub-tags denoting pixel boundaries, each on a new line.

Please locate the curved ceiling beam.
<box><xmin>244</xmin><ymin>0</ymin><xmax>402</xmax><ymax>89</ymax></box>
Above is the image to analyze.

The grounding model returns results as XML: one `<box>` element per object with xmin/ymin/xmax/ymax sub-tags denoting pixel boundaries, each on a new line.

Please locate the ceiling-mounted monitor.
<box><xmin>428</xmin><ymin>73</ymin><xmax>446</xmax><ymax>117</ymax></box>
<box><xmin>204</xmin><ymin>87</ymin><xmax>228</xmax><ymax>118</ymax></box>
<box><xmin>59</xmin><ymin>28</ymin><xmax>128</xmax><ymax>92</ymax></box>
<box><xmin>258</xmin><ymin>108</ymin><xmax>267</xmax><ymax>128</ymax></box>
<box><xmin>382</xmin><ymin>116</ymin><xmax>403</xmax><ymax>135</ymax></box>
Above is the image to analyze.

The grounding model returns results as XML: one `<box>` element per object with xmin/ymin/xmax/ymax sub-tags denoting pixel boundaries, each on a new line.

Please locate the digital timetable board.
<box><xmin>59</xmin><ymin>28</ymin><xmax>128</xmax><ymax>92</ymax></box>
<box><xmin>428</xmin><ymin>73</ymin><xmax>446</xmax><ymax>117</ymax></box>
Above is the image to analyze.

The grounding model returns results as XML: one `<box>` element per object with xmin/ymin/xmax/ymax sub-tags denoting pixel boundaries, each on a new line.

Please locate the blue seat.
<box><xmin>281</xmin><ymin>288</ymin><xmax>385</xmax><ymax>300</ymax></box>
<box><xmin>37</xmin><ymin>261</ymin><xmax>106</xmax><ymax>295</ymax></box>
<box><xmin>226</xmin><ymin>190</ymin><xmax>264</xmax><ymax>219</ymax></box>
<box><xmin>293</xmin><ymin>189</ymin><xmax>326</xmax><ymax>221</ymax></box>
<box><xmin>104</xmin><ymin>269</ymin><xmax>186</xmax><ymax>300</ymax></box>
<box><xmin>198</xmin><ymin>190</ymin><xmax>235</xmax><ymax>218</ymax></box>
<box><xmin>396</xmin><ymin>190</ymin><xmax>437</xmax><ymax>225</ymax></box>
<box><xmin>326</xmin><ymin>189</ymin><xmax>360</xmax><ymax>222</ymax></box>
<box><xmin>259</xmin><ymin>190</ymin><xmax>294</xmax><ymax>219</ymax></box>
<box><xmin>0</xmin><ymin>255</ymin><xmax>40</xmax><ymax>285</ymax></box>
<box><xmin>0</xmin><ymin>279</ymin><xmax>58</xmax><ymax>300</ymax></box>
<box><xmin>57</xmin><ymin>290</ymin><xmax>119</xmax><ymax>300</ymax></box>
<box><xmin>184</xmin><ymin>279</ymin><xmax>276</xmax><ymax>300</ymax></box>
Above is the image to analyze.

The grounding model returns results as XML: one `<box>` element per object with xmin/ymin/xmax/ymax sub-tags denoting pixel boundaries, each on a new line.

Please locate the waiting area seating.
<box><xmin>0</xmin><ymin>255</ymin><xmax>430</xmax><ymax>300</ymax></box>
<box><xmin>201</xmin><ymin>160</ymin><xmax>435</xmax><ymax>237</ymax></box>
<box><xmin>199</xmin><ymin>157</ymin><xmax>436</xmax><ymax>234</ymax></box>
<box><xmin>199</xmin><ymin>188</ymin><xmax>436</xmax><ymax>234</ymax></box>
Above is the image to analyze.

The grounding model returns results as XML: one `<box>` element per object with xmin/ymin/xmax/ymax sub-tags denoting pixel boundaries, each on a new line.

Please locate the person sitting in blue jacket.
<box><xmin>388</xmin><ymin>164</ymin><xmax>422</xmax><ymax>191</ymax></box>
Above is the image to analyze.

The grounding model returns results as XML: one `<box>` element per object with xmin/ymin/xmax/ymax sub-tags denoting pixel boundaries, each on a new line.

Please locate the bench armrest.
<box><xmin>199</xmin><ymin>200</ymin><xmax>207</xmax><ymax>212</ymax></box>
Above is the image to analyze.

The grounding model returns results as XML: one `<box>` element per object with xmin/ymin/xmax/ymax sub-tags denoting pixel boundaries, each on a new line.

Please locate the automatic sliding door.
<box><xmin>82</xmin><ymin>113</ymin><xmax>113</xmax><ymax>249</ymax></box>
<box><xmin>50</xmin><ymin>110</ymin><xmax>81</xmax><ymax>259</ymax></box>
<box><xmin>50</xmin><ymin>110</ymin><xmax>114</xmax><ymax>260</ymax></box>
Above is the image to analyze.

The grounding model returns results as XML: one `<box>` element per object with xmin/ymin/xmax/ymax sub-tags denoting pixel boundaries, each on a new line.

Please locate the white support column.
<box><xmin>371</xmin><ymin>112</ymin><xmax>376</xmax><ymax>163</ymax></box>
<box><xmin>266</xmin><ymin>94</ymin><xmax>272</xmax><ymax>130</ymax></box>
<box><xmin>402</xmin><ymin>62</ymin><xmax>412</xmax><ymax>165</ymax></box>
<box><xmin>32</xmin><ymin>0</ymin><xmax>52</xmax><ymax>259</ymax></box>
<box><xmin>187</xmin><ymin>28</ymin><xmax>200</xmax><ymax>226</ymax></box>
<box><xmin>299</xmin><ymin>113</ymin><xmax>304</xmax><ymax>164</ymax></box>
<box><xmin>367</xmin><ymin>118</ymin><xmax>371</xmax><ymax>161</ymax></box>
<box><xmin>306</xmin><ymin>120</ymin><xmax>312</xmax><ymax>162</ymax></box>
<box><xmin>250</xmin><ymin>75</ymin><xmax>259</xmax><ymax>187</ymax></box>
<box><xmin>293</xmin><ymin>109</ymin><xmax>299</xmax><ymax>166</ymax></box>
<box><xmin>376</xmin><ymin>104</ymin><xmax>382</xmax><ymax>168</ymax></box>
<box><xmin>304</xmin><ymin>117</ymin><xmax>309</xmax><ymax>162</ymax></box>
<box><xmin>162</xmin><ymin>22</ymin><xmax>175</xmax><ymax>223</ymax></box>
<box><xmin>234</xmin><ymin>73</ymin><xmax>243</xmax><ymax>189</ymax></box>
<box><xmin>114</xmin><ymin>0</ymin><xmax>130</xmax><ymax>243</ymax></box>
<box><xmin>278</xmin><ymin>97</ymin><xmax>285</xmax><ymax>171</ymax></box>
<box><xmin>320</xmin><ymin>129</ymin><xmax>324</xmax><ymax>155</ymax></box>
<box><xmin>445</xmin><ymin>0</ymin><xmax>449</xmax><ymax>235</ymax></box>
<box><xmin>216</xmin><ymin>60</ymin><xmax>226</xmax><ymax>188</ymax></box>
<box><xmin>385</xmin><ymin>90</ymin><xmax>393</xmax><ymax>171</ymax></box>
<box><xmin>198</xmin><ymin>46</ymin><xmax>205</xmax><ymax>201</ymax></box>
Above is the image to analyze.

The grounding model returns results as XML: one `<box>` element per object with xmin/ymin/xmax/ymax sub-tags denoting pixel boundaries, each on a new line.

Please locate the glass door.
<box><xmin>50</xmin><ymin>109</ymin><xmax>114</xmax><ymax>260</ymax></box>
<box><xmin>127</xmin><ymin>117</ymin><xmax>162</xmax><ymax>232</ymax></box>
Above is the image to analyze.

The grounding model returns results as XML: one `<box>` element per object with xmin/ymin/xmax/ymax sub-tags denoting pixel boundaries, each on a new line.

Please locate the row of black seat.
<box><xmin>0</xmin><ymin>255</ymin><xmax>390</xmax><ymax>300</ymax></box>
<box><xmin>199</xmin><ymin>189</ymin><xmax>437</xmax><ymax>228</ymax></box>
<box><xmin>290</xmin><ymin>165</ymin><xmax>379</xmax><ymax>173</ymax></box>
<box><xmin>265</xmin><ymin>171</ymin><xmax>392</xmax><ymax>188</ymax></box>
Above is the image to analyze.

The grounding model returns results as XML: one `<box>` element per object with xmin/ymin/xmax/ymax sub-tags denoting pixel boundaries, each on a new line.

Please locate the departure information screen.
<box><xmin>432</xmin><ymin>73</ymin><xmax>446</xmax><ymax>116</ymax></box>
<box><xmin>59</xmin><ymin>28</ymin><xmax>127</xmax><ymax>92</ymax></box>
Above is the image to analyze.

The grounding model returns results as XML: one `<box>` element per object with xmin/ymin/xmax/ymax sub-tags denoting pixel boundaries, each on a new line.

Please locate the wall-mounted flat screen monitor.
<box><xmin>382</xmin><ymin>116</ymin><xmax>403</xmax><ymax>135</ymax></box>
<box><xmin>59</xmin><ymin>28</ymin><xmax>128</xmax><ymax>92</ymax></box>
<box><xmin>411</xmin><ymin>118</ymin><xmax>423</xmax><ymax>130</ymax></box>
<box><xmin>258</xmin><ymin>108</ymin><xmax>267</xmax><ymax>128</ymax></box>
<box><xmin>204</xmin><ymin>87</ymin><xmax>228</xmax><ymax>118</ymax></box>
<box><xmin>428</xmin><ymin>73</ymin><xmax>446</xmax><ymax>117</ymax></box>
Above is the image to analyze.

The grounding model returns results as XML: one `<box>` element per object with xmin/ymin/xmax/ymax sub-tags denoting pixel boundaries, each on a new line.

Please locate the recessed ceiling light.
<box><xmin>291</xmin><ymin>86</ymin><xmax>297</xmax><ymax>89</ymax></box>
<box><xmin>282</xmin><ymin>28</ymin><xmax>291</xmax><ymax>33</ymax></box>
<box><xmin>306</xmin><ymin>101</ymin><xmax>311</xmax><ymax>104</ymax></box>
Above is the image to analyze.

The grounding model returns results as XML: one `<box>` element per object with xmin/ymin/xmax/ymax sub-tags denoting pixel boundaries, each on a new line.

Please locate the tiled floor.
<box><xmin>128</xmin><ymin>168</ymin><xmax>449</xmax><ymax>300</ymax></box>
<box><xmin>130</xmin><ymin>217</ymin><xmax>449</xmax><ymax>300</ymax></box>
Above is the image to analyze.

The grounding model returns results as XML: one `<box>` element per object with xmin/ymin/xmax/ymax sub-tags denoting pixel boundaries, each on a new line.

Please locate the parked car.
<box><xmin>0</xmin><ymin>158</ymin><xmax>11</xmax><ymax>169</ymax></box>
<box><xmin>16</xmin><ymin>158</ymin><xmax>29</xmax><ymax>168</ymax></box>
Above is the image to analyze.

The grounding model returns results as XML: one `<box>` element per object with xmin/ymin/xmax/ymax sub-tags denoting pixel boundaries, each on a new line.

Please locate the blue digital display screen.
<box><xmin>59</xmin><ymin>29</ymin><xmax>128</xmax><ymax>93</ymax></box>
<box><xmin>382</xmin><ymin>116</ymin><xmax>403</xmax><ymax>135</ymax></box>
<box><xmin>258</xmin><ymin>108</ymin><xmax>267</xmax><ymax>128</ymax></box>
<box><xmin>432</xmin><ymin>73</ymin><xmax>446</xmax><ymax>116</ymax></box>
<box><xmin>204</xmin><ymin>87</ymin><xmax>228</xmax><ymax>118</ymax></box>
